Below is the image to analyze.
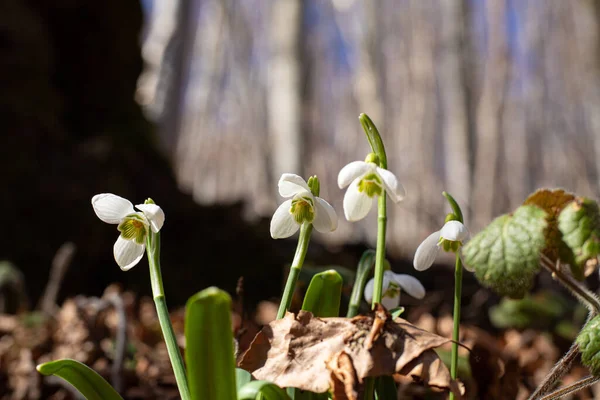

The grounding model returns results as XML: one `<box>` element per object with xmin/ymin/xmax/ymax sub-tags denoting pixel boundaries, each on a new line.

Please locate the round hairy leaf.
<box><xmin>577</xmin><ymin>315</ymin><xmax>600</xmax><ymax>375</ymax></box>
<box><xmin>558</xmin><ymin>197</ymin><xmax>600</xmax><ymax>277</ymax></box>
<box><xmin>462</xmin><ymin>205</ymin><xmax>547</xmax><ymax>298</ymax></box>
<box><xmin>523</xmin><ymin>189</ymin><xmax>579</xmax><ymax>278</ymax></box>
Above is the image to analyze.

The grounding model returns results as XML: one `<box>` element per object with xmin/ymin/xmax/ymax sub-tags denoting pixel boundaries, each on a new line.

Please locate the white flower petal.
<box><xmin>337</xmin><ymin>161</ymin><xmax>372</xmax><ymax>189</ymax></box>
<box><xmin>413</xmin><ymin>231</ymin><xmax>441</xmax><ymax>271</ymax></box>
<box><xmin>113</xmin><ymin>236</ymin><xmax>146</xmax><ymax>271</ymax></box>
<box><xmin>343</xmin><ymin>178</ymin><xmax>373</xmax><ymax>222</ymax></box>
<box><xmin>270</xmin><ymin>200</ymin><xmax>300</xmax><ymax>239</ymax></box>
<box><xmin>381</xmin><ymin>293</ymin><xmax>401</xmax><ymax>310</ymax></box>
<box><xmin>440</xmin><ymin>220</ymin><xmax>469</xmax><ymax>242</ymax></box>
<box><xmin>312</xmin><ymin>197</ymin><xmax>338</xmax><ymax>233</ymax></box>
<box><xmin>278</xmin><ymin>174</ymin><xmax>311</xmax><ymax>198</ymax></box>
<box><xmin>363</xmin><ymin>274</ymin><xmax>392</xmax><ymax>304</ymax></box>
<box><xmin>135</xmin><ymin>203</ymin><xmax>165</xmax><ymax>233</ymax></box>
<box><xmin>92</xmin><ymin>193</ymin><xmax>135</xmax><ymax>224</ymax></box>
<box><xmin>376</xmin><ymin>167</ymin><xmax>406</xmax><ymax>203</ymax></box>
<box><xmin>392</xmin><ymin>274</ymin><xmax>426</xmax><ymax>299</ymax></box>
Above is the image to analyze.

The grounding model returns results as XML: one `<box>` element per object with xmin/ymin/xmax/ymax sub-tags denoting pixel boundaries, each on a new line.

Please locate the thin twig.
<box><xmin>529</xmin><ymin>255</ymin><xmax>599</xmax><ymax>399</ymax></box>
<box><xmin>539</xmin><ymin>375</ymin><xmax>600</xmax><ymax>400</ymax></box>
<box><xmin>103</xmin><ymin>293</ymin><xmax>127</xmax><ymax>393</ymax></box>
<box><xmin>39</xmin><ymin>242</ymin><xmax>76</xmax><ymax>314</ymax></box>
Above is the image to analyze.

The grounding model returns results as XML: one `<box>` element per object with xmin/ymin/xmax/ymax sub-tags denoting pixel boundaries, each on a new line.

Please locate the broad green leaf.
<box><xmin>185</xmin><ymin>287</ymin><xmax>237</xmax><ymax>400</ymax></box>
<box><xmin>238</xmin><ymin>381</ymin><xmax>291</xmax><ymax>400</ymax></box>
<box><xmin>462</xmin><ymin>205</ymin><xmax>547</xmax><ymax>298</ymax></box>
<box><xmin>237</xmin><ymin>368</ymin><xmax>253</xmax><ymax>391</ymax></box>
<box><xmin>558</xmin><ymin>197</ymin><xmax>600</xmax><ymax>277</ymax></box>
<box><xmin>301</xmin><ymin>270</ymin><xmax>343</xmax><ymax>317</ymax></box>
<box><xmin>36</xmin><ymin>359</ymin><xmax>123</xmax><ymax>400</ymax></box>
<box><xmin>577</xmin><ymin>315</ymin><xmax>600</xmax><ymax>375</ymax></box>
<box><xmin>523</xmin><ymin>189</ymin><xmax>579</xmax><ymax>277</ymax></box>
<box><xmin>347</xmin><ymin>250</ymin><xmax>376</xmax><ymax>317</ymax></box>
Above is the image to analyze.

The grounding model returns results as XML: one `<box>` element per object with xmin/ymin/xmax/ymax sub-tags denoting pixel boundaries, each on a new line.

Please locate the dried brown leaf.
<box><xmin>239</xmin><ymin>305</ymin><xmax>462</xmax><ymax>398</ymax></box>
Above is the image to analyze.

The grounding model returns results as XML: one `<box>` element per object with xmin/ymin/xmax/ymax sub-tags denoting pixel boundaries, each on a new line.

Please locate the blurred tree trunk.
<box><xmin>472</xmin><ymin>0</ymin><xmax>508</xmax><ymax>228</ymax></box>
<box><xmin>268</xmin><ymin>0</ymin><xmax>304</xmax><ymax>181</ymax></box>
<box><xmin>438</xmin><ymin>0</ymin><xmax>473</xmax><ymax>221</ymax></box>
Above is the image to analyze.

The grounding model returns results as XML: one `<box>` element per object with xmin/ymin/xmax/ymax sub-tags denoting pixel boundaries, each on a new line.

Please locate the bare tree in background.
<box><xmin>139</xmin><ymin>0</ymin><xmax>600</xmax><ymax>254</ymax></box>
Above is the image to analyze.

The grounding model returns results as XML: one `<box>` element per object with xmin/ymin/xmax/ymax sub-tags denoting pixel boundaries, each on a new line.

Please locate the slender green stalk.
<box><xmin>449</xmin><ymin>253</ymin><xmax>462</xmax><ymax>400</ymax></box>
<box><xmin>359</xmin><ymin>114</ymin><xmax>389</xmax><ymax>400</ymax></box>
<box><xmin>371</xmin><ymin>195</ymin><xmax>387</xmax><ymax>307</ymax></box>
<box><xmin>146</xmin><ymin>231</ymin><xmax>191</xmax><ymax>400</ymax></box>
<box><xmin>277</xmin><ymin>223</ymin><xmax>314</xmax><ymax>319</ymax></box>
<box><xmin>442</xmin><ymin>191</ymin><xmax>464</xmax><ymax>400</ymax></box>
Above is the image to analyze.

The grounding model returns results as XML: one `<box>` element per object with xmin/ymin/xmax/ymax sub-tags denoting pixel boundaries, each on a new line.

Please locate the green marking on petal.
<box><xmin>439</xmin><ymin>237</ymin><xmax>462</xmax><ymax>253</ymax></box>
<box><xmin>290</xmin><ymin>197</ymin><xmax>315</xmax><ymax>224</ymax></box>
<box><xmin>118</xmin><ymin>215</ymin><xmax>148</xmax><ymax>245</ymax></box>
<box><xmin>358</xmin><ymin>173</ymin><xmax>383</xmax><ymax>197</ymax></box>
<box><xmin>384</xmin><ymin>282</ymin><xmax>400</xmax><ymax>299</ymax></box>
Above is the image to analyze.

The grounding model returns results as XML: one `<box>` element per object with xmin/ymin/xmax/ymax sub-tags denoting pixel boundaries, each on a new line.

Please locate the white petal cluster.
<box><xmin>270</xmin><ymin>174</ymin><xmax>338</xmax><ymax>239</ymax></box>
<box><xmin>413</xmin><ymin>220</ymin><xmax>469</xmax><ymax>271</ymax></box>
<box><xmin>337</xmin><ymin>161</ymin><xmax>405</xmax><ymax>222</ymax></box>
<box><xmin>364</xmin><ymin>270</ymin><xmax>425</xmax><ymax>309</ymax></box>
<box><xmin>92</xmin><ymin>193</ymin><xmax>165</xmax><ymax>271</ymax></box>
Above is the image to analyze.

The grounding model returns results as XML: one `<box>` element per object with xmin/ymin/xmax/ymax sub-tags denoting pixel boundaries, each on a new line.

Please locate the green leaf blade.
<box><xmin>301</xmin><ymin>269</ymin><xmax>343</xmax><ymax>318</ymax></box>
<box><xmin>185</xmin><ymin>287</ymin><xmax>237</xmax><ymax>400</ymax></box>
<box><xmin>463</xmin><ymin>205</ymin><xmax>548</xmax><ymax>298</ymax></box>
<box><xmin>36</xmin><ymin>359</ymin><xmax>123</xmax><ymax>400</ymax></box>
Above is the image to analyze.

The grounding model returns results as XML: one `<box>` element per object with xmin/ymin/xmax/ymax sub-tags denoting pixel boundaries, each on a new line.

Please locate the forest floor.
<box><xmin>0</xmin><ymin>272</ymin><xmax>596</xmax><ymax>400</ymax></box>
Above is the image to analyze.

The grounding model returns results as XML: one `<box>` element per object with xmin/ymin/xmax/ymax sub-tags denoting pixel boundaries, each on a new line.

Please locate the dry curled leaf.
<box><xmin>239</xmin><ymin>305</ymin><xmax>462</xmax><ymax>399</ymax></box>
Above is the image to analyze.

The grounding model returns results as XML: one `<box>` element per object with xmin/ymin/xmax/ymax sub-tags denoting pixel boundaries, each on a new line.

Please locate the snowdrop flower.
<box><xmin>92</xmin><ymin>193</ymin><xmax>165</xmax><ymax>271</ymax></box>
<box><xmin>270</xmin><ymin>174</ymin><xmax>338</xmax><ymax>239</ymax></box>
<box><xmin>337</xmin><ymin>154</ymin><xmax>406</xmax><ymax>222</ymax></box>
<box><xmin>364</xmin><ymin>270</ymin><xmax>426</xmax><ymax>309</ymax></box>
<box><xmin>413</xmin><ymin>220</ymin><xmax>469</xmax><ymax>271</ymax></box>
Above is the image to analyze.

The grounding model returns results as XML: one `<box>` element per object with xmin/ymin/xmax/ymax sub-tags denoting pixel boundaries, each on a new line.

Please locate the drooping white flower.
<box><xmin>337</xmin><ymin>160</ymin><xmax>406</xmax><ymax>222</ymax></box>
<box><xmin>364</xmin><ymin>270</ymin><xmax>426</xmax><ymax>309</ymax></box>
<box><xmin>413</xmin><ymin>220</ymin><xmax>469</xmax><ymax>271</ymax></box>
<box><xmin>92</xmin><ymin>193</ymin><xmax>165</xmax><ymax>271</ymax></box>
<box><xmin>270</xmin><ymin>174</ymin><xmax>338</xmax><ymax>239</ymax></box>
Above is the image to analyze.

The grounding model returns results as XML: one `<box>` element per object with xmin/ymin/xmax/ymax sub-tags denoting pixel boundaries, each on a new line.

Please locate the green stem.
<box><xmin>277</xmin><ymin>223</ymin><xmax>314</xmax><ymax>319</ymax></box>
<box><xmin>449</xmin><ymin>253</ymin><xmax>463</xmax><ymax>400</ymax></box>
<box><xmin>442</xmin><ymin>191</ymin><xmax>464</xmax><ymax>400</ymax></box>
<box><xmin>359</xmin><ymin>114</ymin><xmax>388</xmax><ymax>400</ymax></box>
<box><xmin>371</xmin><ymin>195</ymin><xmax>387</xmax><ymax>307</ymax></box>
<box><xmin>146</xmin><ymin>232</ymin><xmax>191</xmax><ymax>400</ymax></box>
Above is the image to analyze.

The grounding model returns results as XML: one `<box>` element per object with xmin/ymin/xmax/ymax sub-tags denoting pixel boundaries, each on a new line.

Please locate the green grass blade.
<box><xmin>36</xmin><ymin>359</ymin><xmax>123</xmax><ymax>400</ymax></box>
<box><xmin>347</xmin><ymin>250</ymin><xmax>376</xmax><ymax>317</ymax></box>
<box><xmin>185</xmin><ymin>287</ymin><xmax>237</xmax><ymax>400</ymax></box>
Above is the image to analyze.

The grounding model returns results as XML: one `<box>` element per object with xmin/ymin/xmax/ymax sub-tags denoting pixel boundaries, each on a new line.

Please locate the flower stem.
<box><xmin>449</xmin><ymin>253</ymin><xmax>463</xmax><ymax>400</ymax></box>
<box><xmin>442</xmin><ymin>191</ymin><xmax>464</xmax><ymax>400</ymax></box>
<box><xmin>146</xmin><ymin>232</ymin><xmax>191</xmax><ymax>400</ymax></box>
<box><xmin>359</xmin><ymin>114</ymin><xmax>389</xmax><ymax>400</ymax></box>
<box><xmin>371</xmin><ymin>194</ymin><xmax>387</xmax><ymax>307</ymax></box>
<box><xmin>277</xmin><ymin>223</ymin><xmax>314</xmax><ymax>319</ymax></box>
